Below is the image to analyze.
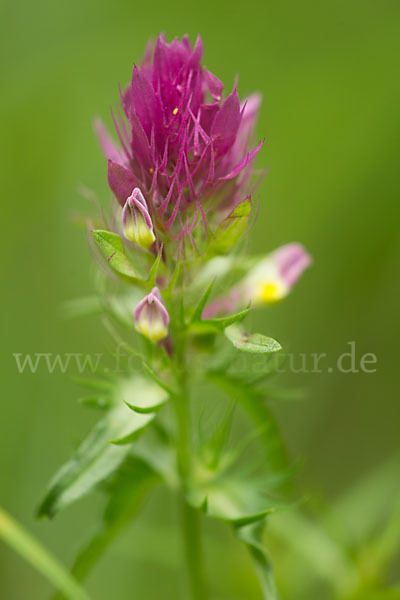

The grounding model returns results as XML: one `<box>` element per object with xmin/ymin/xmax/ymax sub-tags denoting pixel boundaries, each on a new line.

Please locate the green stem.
<box><xmin>0</xmin><ymin>507</ymin><xmax>90</xmax><ymax>600</ymax></box>
<box><xmin>181</xmin><ymin>498</ymin><xmax>205</xmax><ymax>600</ymax></box>
<box><xmin>174</xmin><ymin>366</ymin><xmax>206</xmax><ymax>600</ymax></box>
<box><xmin>175</xmin><ymin>384</ymin><xmax>191</xmax><ymax>481</ymax></box>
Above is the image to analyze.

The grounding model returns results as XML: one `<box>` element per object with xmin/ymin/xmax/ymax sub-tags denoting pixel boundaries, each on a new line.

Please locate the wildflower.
<box><xmin>203</xmin><ymin>243</ymin><xmax>312</xmax><ymax>317</ymax></box>
<box><xmin>244</xmin><ymin>243</ymin><xmax>312</xmax><ymax>305</ymax></box>
<box><xmin>134</xmin><ymin>287</ymin><xmax>169</xmax><ymax>342</ymax></box>
<box><xmin>122</xmin><ymin>187</ymin><xmax>155</xmax><ymax>249</ymax></box>
<box><xmin>96</xmin><ymin>34</ymin><xmax>263</xmax><ymax>238</ymax></box>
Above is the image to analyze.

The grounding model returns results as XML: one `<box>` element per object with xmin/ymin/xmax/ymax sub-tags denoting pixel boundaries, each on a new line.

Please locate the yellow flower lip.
<box><xmin>122</xmin><ymin>188</ymin><xmax>156</xmax><ymax>250</ymax></box>
<box><xmin>255</xmin><ymin>281</ymin><xmax>285</xmax><ymax>305</ymax></box>
<box><xmin>134</xmin><ymin>287</ymin><xmax>170</xmax><ymax>344</ymax></box>
<box><xmin>136</xmin><ymin>319</ymin><xmax>167</xmax><ymax>342</ymax></box>
<box><xmin>124</xmin><ymin>217</ymin><xmax>156</xmax><ymax>249</ymax></box>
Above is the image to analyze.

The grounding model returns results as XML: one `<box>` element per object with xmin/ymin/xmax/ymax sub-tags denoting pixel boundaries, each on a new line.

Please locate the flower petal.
<box><xmin>204</xmin><ymin>69</ymin><xmax>224</xmax><ymax>101</ymax></box>
<box><xmin>220</xmin><ymin>139</ymin><xmax>264</xmax><ymax>181</ymax></box>
<box><xmin>131</xmin><ymin>66</ymin><xmax>162</xmax><ymax>140</ymax></box>
<box><xmin>94</xmin><ymin>119</ymin><xmax>124</xmax><ymax>164</ymax></box>
<box><xmin>108</xmin><ymin>160</ymin><xmax>141</xmax><ymax>205</ymax></box>
<box><xmin>211</xmin><ymin>89</ymin><xmax>241</xmax><ymax>153</ymax></box>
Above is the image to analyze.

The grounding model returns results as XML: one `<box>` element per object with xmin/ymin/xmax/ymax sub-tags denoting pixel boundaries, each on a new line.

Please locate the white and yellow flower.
<box><xmin>122</xmin><ymin>187</ymin><xmax>155</xmax><ymax>249</ymax></box>
<box><xmin>134</xmin><ymin>287</ymin><xmax>169</xmax><ymax>343</ymax></box>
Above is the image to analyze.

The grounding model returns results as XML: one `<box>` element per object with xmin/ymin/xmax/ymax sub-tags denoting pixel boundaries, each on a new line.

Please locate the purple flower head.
<box><xmin>134</xmin><ymin>286</ymin><xmax>170</xmax><ymax>342</ymax></box>
<box><xmin>97</xmin><ymin>34</ymin><xmax>263</xmax><ymax>242</ymax></box>
<box><xmin>122</xmin><ymin>187</ymin><xmax>155</xmax><ymax>249</ymax></box>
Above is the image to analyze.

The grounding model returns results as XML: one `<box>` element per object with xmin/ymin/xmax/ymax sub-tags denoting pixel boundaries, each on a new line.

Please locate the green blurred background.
<box><xmin>1</xmin><ymin>0</ymin><xmax>399</xmax><ymax>597</ymax></box>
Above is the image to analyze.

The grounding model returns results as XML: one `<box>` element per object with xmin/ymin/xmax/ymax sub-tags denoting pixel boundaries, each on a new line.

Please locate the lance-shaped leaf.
<box><xmin>188</xmin><ymin>467</ymin><xmax>277</xmax><ymax>527</ymax></box>
<box><xmin>52</xmin><ymin>457</ymin><xmax>158</xmax><ymax>596</ymax></box>
<box><xmin>142</xmin><ymin>362</ymin><xmax>177</xmax><ymax>397</ymax></box>
<box><xmin>185</xmin><ymin>430</ymin><xmax>283</xmax><ymax>599</ymax></box>
<box><xmin>225</xmin><ymin>325</ymin><xmax>282</xmax><ymax>354</ymax></box>
<box><xmin>72</xmin><ymin>375</ymin><xmax>114</xmax><ymax>393</ymax></box>
<box><xmin>78</xmin><ymin>396</ymin><xmax>111</xmax><ymax>410</ymax></box>
<box><xmin>146</xmin><ymin>246</ymin><xmax>163</xmax><ymax>288</ymax></box>
<box><xmin>37</xmin><ymin>402</ymin><xmax>154</xmax><ymax>518</ymax></box>
<box><xmin>61</xmin><ymin>297</ymin><xmax>103</xmax><ymax>320</ymax></box>
<box><xmin>269</xmin><ymin>510</ymin><xmax>359</xmax><ymax>595</ymax></box>
<box><xmin>188</xmin><ymin>306</ymin><xmax>251</xmax><ymax>336</ymax></box>
<box><xmin>236</xmin><ymin>521</ymin><xmax>279</xmax><ymax>600</ymax></box>
<box><xmin>189</xmin><ymin>280</ymin><xmax>215</xmax><ymax>324</ymax></box>
<box><xmin>163</xmin><ymin>260</ymin><xmax>182</xmax><ymax>298</ymax></box>
<box><xmin>207</xmin><ymin>372</ymin><xmax>289</xmax><ymax>474</ymax></box>
<box><xmin>204</xmin><ymin>307</ymin><xmax>251</xmax><ymax>330</ymax></box>
<box><xmin>119</xmin><ymin>375</ymin><xmax>169</xmax><ymax>414</ymax></box>
<box><xmin>132</xmin><ymin>425</ymin><xmax>179</xmax><ymax>489</ymax></box>
<box><xmin>92</xmin><ymin>230</ymin><xmax>140</xmax><ymax>282</ymax></box>
<box><xmin>207</xmin><ymin>197</ymin><xmax>252</xmax><ymax>257</ymax></box>
<box><xmin>184</xmin><ymin>440</ymin><xmax>285</xmax><ymax>600</ymax></box>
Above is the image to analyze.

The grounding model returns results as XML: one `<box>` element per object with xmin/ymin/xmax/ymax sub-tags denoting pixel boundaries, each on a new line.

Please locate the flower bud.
<box><xmin>122</xmin><ymin>187</ymin><xmax>155</xmax><ymax>249</ymax></box>
<box><xmin>244</xmin><ymin>243</ymin><xmax>312</xmax><ymax>305</ymax></box>
<box><xmin>134</xmin><ymin>287</ymin><xmax>169</xmax><ymax>342</ymax></box>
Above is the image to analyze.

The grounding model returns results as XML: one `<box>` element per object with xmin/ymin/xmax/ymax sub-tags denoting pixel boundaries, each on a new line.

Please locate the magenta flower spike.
<box><xmin>43</xmin><ymin>31</ymin><xmax>318</xmax><ymax>600</ymax></box>
<box><xmin>122</xmin><ymin>187</ymin><xmax>155</xmax><ymax>249</ymax></box>
<box><xmin>134</xmin><ymin>287</ymin><xmax>170</xmax><ymax>342</ymax></box>
<box><xmin>97</xmin><ymin>34</ymin><xmax>264</xmax><ymax>239</ymax></box>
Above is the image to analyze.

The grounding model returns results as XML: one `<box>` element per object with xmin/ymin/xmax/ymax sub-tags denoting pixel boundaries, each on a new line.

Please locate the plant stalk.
<box><xmin>174</xmin><ymin>365</ymin><xmax>206</xmax><ymax>600</ymax></box>
<box><xmin>181</xmin><ymin>497</ymin><xmax>205</xmax><ymax>600</ymax></box>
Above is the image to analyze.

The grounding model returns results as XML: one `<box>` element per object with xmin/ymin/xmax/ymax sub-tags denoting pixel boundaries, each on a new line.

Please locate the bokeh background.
<box><xmin>1</xmin><ymin>0</ymin><xmax>399</xmax><ymax>598</ymax></box>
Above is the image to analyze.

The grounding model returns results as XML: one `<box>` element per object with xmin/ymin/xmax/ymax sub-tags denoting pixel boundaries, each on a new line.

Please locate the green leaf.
<box><xmin>119</xmin><ymin>375</ymin><xmax>169</xmax><ymax>414</ymax></box>
<box><xmin>72</xmin><ymin>376</ymin><xmax>114</xmax><ymax>392</ymax></box>
<box><xmin>77</xmin><ymin>396</ymin><xmax>111</xmax><ymax>410</ymax></box>
<box><xmin>187</xmin><ymin>446</ymin><xmax>283</xmax><ymax>527</ymax></box>
<box><xmin>188</xmin><ymin>307</ymin><xmax>251</xmax><ymax>336</ymax></box>
<box><xmin>225</xmin><ymin>325</ymin><xmax>282</xmax><ymax>354</ymax></box>
<box><xmin>190</xmin><ymin>280</ymin><xmax>215</xmax><ymax>323</ymax></box>
<box><xmin>269</xmin><ymin>510</ymin><xmax>359</xmax><ymax>595</ymax></box>
<box><xmin>235</xmin><ymin>521</ymin><xmax>279</xmax><ymax>600</ymax></box>
<box><xmin>142</xmin><ymin>362</ymin><xmax>177</xmax><ymax>396</ymax></box>
<box><xmin>205</xmin><ymin>306</ymin><xmax>251</xmax><ymax>330</ymax></box>
<box><xmin>52</xmin><ymin>458</ymin><xmax>158</xmax><ymax>597</ymax></box>
<box><xmin>207</xmin><ymin>198</ymin><xmax>252</xmax><ymax>256</ymax></box>
<box><xmin>184</xmin><ymin>441</ymin><xmax>284</xmax><ymax>600</ymax></box>
<box><xmin>108</xmin><ymin>411</ymin><xmax>154</xmax><ymax>445</ymax></box>
<box><xmin>102</xmin><ymin>289</ymin><xmax>145</xmax><ymax>329</ymax></box>
<box><xmin>146</xmin><ymin>246</ymin><xmax>163</xmax><ymax>288</ymax></box>
<box><xmin>61</xmin><ymin>297</ymin><xmax>103</xmax><ymax>320</ymax></box>
<box><xmin>361</xmin><ymin>498</ymin><xmax>400</xmax><ymax>583</ymax></box>
<box><xmin>37</xmin><ymin>402</ymin><xmax>154</xmax><ymax>517</ymax></box>
<box><xmin>92</xmin><ymin>230</ymin><xmax>140</xmax><ymax>282</ymax></box>
<box><xmin>207</xmin><ymin>372</ymin><xmax>289</xmax><ymax>474</ymax></box>
<box><xmin>203</xmin><ymin>404</ymin><xmax>235</xmax><ymax>471</ymax></box>
<box><xmin>132</xmin><ymin>426</ymin><xmax>179</xmax><ymax>489</ymax></box>
<box><xmin>164</xmin><ymin>260</ymin><xmax>182</xmax><ymax>297</ymax></box>
<box><xmin>189</xmin><ymin>472</ymin><xmax>277</xmax><ymax>526</ymax></box>
<box><xmin>0</xmin><ymin>507</ymin><xmax>90</xmax><ymax>600</ymax></box>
